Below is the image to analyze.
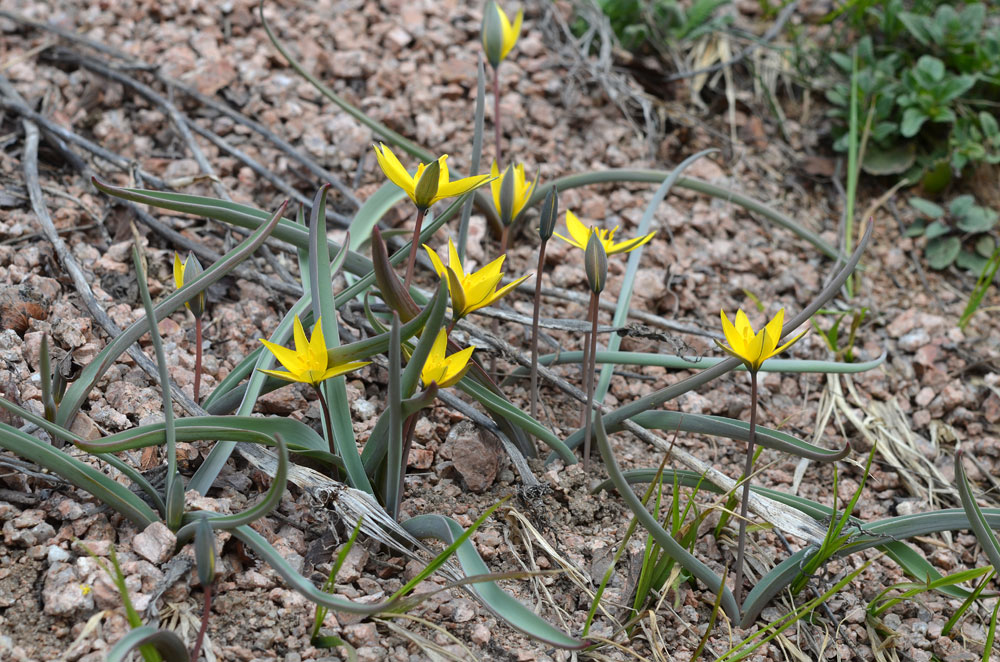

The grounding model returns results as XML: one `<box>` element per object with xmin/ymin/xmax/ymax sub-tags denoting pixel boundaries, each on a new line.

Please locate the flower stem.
<box><xmin>582</xmin><ymin>291</ymin><xmax>600</xmax><ymax>471</ymax></box>
<box><xmin>314</xmin><ymin>386</ymin><xmax>336</xmax><ymax>457</ymax></box>
<box><xmin>529</xmin><ymin>240</ymin><xmax>548</xmax><ymax>420</ymax></box>
<box><xmin>493</xmin><ymin>66</ymin><xmax>502</xmax><ymax>170</ymax></box>
<box><xmin>500</xmin><ymin>225</ymin><xmax>509</xmax><ymax>256</ymax></box>
<box><xmin>190</xmin><ymin>582</ymin><xmax>212</xmax><ymax>662</ymax></box>
<box><xmin>580</xmin><ymin>294</ymin><xmax>596</xmax><ymax>427</ymax></box>
<box><xmin>733</xmin><ymin>370</ymin><xmax>758</xmax><ymax>606</ymax></box>
<box><xmin>403</xmin><ymin>208</ymin><xmax>427</xmax><ymax>290</ymax></box>
<box><xmin>393</xmin><ymin>414</ymin><xmax>418</xmax><ymax>520</ymax></box>
<box><xmin>194</xmin><ymin>315</ymin><xmax>203</xmax><ymax>405</ymax></box>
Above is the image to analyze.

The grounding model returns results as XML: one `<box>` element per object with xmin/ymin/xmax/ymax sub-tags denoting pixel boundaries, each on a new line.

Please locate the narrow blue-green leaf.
<box><xmin>311</xmin><ymin>184</ymin><xmax>372</xmax><ymax>495</ymax></box>
<box><xmin>593</xmin><ymin>413</ymin><xmax>739</xmax><ymax>621</ymax></box>
<box><xmin>59</xmin><ymin>190</ymin><xmax>285</xmax><ymax>430</ymax></box>
<box><xmin>86</xmin><ymin>417</ymin><xmax>323</xmax><ymax>454</ymax></box>
<box><xmin>385</xmin><ymin>315</ymin><xmax>404</xmax><ymax>520</ymax></box>
<box><xmin>956</xmin><ymin>449</ymin><xmax>1000</xmax><ymax>573</ymax></box>
<box><xmin>628</xmin><ymin>411</ymin><xmax>849</xmax><ymax>462</ymax></box>
<box><xmin>132</xmin><ymin>246</ymin><xmax>181</xmax><ymax>530</ymax></box>
<box><xmin>458</xmin><ymin>54</ymin><xmax>487</xmax><ymax>263</ymax></box>
<box><xmin>457</xmin><ymin>377</ymin><xmax>575</xmax><ymax>464</ymax></box>
<box><xmin>401</xmin><ymin>513</ymin><xmax>586</xmax><ymax>649</ymax></box>
<box><xmin>400</xmin><ymin>280</ymin><xmax>449</xmax><ymax>397</ymax></box>
<box><xmin>105</xmin><ymin>626</ymin><xmax>190</xmax><ymax>662</ymax></box>
<box><xmin>594</xmin><ymin>149</ymin><xmax>718</xmax><ymax>405</ymax></box>
<box><xmin>0</xmin><ymin>421</ymin><xmax>157</xmax><ymax>527</ymax></box>
<box><xmin>524</xmin><ymin>350</ymin><xmax>886</xmax><ymax>374</ymax></box>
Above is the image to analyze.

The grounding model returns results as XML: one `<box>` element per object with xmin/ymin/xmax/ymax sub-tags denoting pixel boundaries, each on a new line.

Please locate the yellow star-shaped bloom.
<box><xmin>173</xmin><ymin>252</ymin><xmax>206</xmax><ymax>318</ymax></box>
<box><xmin>259</xmin><ymin>316</ymin><xmax>369</xmax><ymax>386</ymax></box>
<box><xmin>423</xmin><ymin>238</ymin><xmax>532</xmax><ymax>320</ymax></box>
<box><xmin>716</xmin><ymin>309</ymin><xmax>806</xmax><ymax>372</ymax></box>
<box><xmin>420</xmin><ymin>329</ymin><xmax>476</xmax><ymax>389</ymax></box>
<box><xmin>490</xmin><ymin>160</ymin><xmax>536</xmax><ymax>227</ymax></box>
<box><xmin>554</xmin><ymin>210</ymin><xmax>655</xmax><ymax>255</ymax></box>
<box><xmin>481</xmin><ymin>1</ymin><xmax>523</xmax><ymax>67</ymax></box>
<box><xmin>373</xmin><ymin>143</ymin><xmax>489</xmax><ymax>210</ymax></box>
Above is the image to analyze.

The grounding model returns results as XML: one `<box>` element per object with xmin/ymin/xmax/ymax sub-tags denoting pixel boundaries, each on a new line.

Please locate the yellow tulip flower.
<box><xmin>259</xmin><ymin>316</ymin><xmax>370</xmax><ymax>386</ymax></box>
<box><xmin>554</xmin><ymin>210</ymin><xmax>655</xmax><ymax>255</ymax></box>
<box><xmin>490</xmin><ymin>160</ymin><xmax>536</xmax><ymax>227</ymax></box>
<box><xmin>420</xmin><ymin>329</ymin><xmax>476</xmax><ymax>388</ymax></box>
<box><xmin>373</xmin><ymin>143</ymin><xmax>489</xmax><ymax>210</ymax></box>
<box><xmin>716</xmin><ymin>308</ymin><xmax>806</xmax><ymax>373</ymax></box>
<box><xmin>423</xmin><ymin>238</ymin><xmax>533</xmax><ymax>319</ymax></box>
<box><xmin>481</xmin><ymin>1</ymin><xmax>523</xmax><ymax>68</ymax></box>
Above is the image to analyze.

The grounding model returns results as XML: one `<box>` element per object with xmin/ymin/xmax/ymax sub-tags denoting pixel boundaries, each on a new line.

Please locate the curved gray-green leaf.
<box><xmin>105</xmin><ymin>625</ymin><xmax>190</xmax><ymax>662</ymax></box>
<box><xmin>627</xmin><ymin>411</ymin><xmax>849</xmax><ymax>462</ymax></box>
<box><xmin>520</xmin><ymin>350</ymin><xmax>886</xmax><ymax>374</ymax></box>
<box><xmin>401</xmin><ymin>514</ymin><xmax>586</xmax><ymax>649</ymax></box>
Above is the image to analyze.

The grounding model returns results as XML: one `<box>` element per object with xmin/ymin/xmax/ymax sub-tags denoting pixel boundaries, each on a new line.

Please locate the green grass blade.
<box><xmin>384</xmin><ymin>315</ymin><xmax>404</xmax><ymax>519</ymax></box>
<box><xmin>594</xmin><ymin>413</ymin><xmax>739</xmax><ymax>621</ymax></box>
<box><xmin>400</xmin><ymin>511</ymin><xmax>586</xmax><ymax>649</ymax></box>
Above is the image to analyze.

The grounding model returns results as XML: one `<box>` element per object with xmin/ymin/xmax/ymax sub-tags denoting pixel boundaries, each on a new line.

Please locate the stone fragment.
<box><xmin>440</xmin><ymin>421</ymin><xmax>500</xmax><ymax>492</ymax></box>
<box><xmin>132</xmin><ymin>522</ymin><xmax>176</xmax><ymax>564</ymax></box>
<box><xmin>42</xmin><ymin>562</ymin><xmax>93</xmax><ymax>616</ymax></box>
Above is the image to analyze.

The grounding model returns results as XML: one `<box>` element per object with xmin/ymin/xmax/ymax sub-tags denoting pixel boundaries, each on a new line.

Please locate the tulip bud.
<box><xmin>173</xmin><ymin>252</ymin><xmax>206</xmax><ymax>318</ymax></box>
<box><xmin>481</xmin><ymin>1</ymin><xmax>507</xmax><ymax>68</ymax></box>
<box><xmin>584</xmin><ymin>230</ymin><xmax>607</xmax><ymax>295</ymax></box>
<box><xmin>194</xmin><ymin>515</ymin><xmax>216</xmax><ymax>587</ymax></box>
<box><xmin>537</xmin><ymin>188</ymin><xmax>558</xmax><ymax>241</ymax></box>
<box><xmin>498</xmin><ymin>164</ymin><xmax>516</xmax><ymax>226</ymax></box>
<box><xmin>413</xmin><ymin>159</ymin><xmax>441</xmax><ymax>210</ymax></box>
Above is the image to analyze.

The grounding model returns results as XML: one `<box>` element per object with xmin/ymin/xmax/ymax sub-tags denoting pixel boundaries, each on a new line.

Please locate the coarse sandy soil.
<box><xmin>1</xmin><ymin>1</ymin><xmax>999</xmax><ymax>661</ymax></box>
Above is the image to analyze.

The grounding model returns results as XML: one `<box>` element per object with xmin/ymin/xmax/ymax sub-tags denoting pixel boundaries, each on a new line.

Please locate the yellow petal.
<box><xmin>436</xmin><ymin>174</ymin><xmax>490</xmax><ymax>202</ymax></box>
<box><xmin>608</xmin><ymin>231</ymin><xmax>656</xmax><ymax>255</ymax></box>
<box><xmin>771</xmin><ymin>328</ymin><xmax>807</xmax><ymax>360</ymax></box>
<box><xmin>259</xmin><ymin>339</ymin><xmax>308</xmax><ymax>375</ymax></box>
<box><xmin>292</xmin><ymin>316</ymin><xmax>309</xmax><ymax>354</ymax></box>
<box><xmin>307</xmin><ymin>316</ymin><xmax>328</xmax><ymax>371</ymax></box>
<box><xmin>373</xmin><ymin>143</ymin><xmax>415</xmax><ymax>195</ymax></box>
<box><xmin>447</xmin><ymin>237</ymin><xmax>464</xmax><ymax>279</ymax></box>
<box><xmin>439</xmin><ymin>346</ymin><xmax>476</xmax><ymax>387</ymax></box>
<box><xmin>762</xmin><ymin>309</ymin><xmax>785</xmax><ymax>356</ymax></box>
<box><xmin>553</xmin><ymin>231</ymin><xmax>583</xmax><ymax>250</ymax></box>
<box><xmin>501</xmin><ymin>8</ymin><xmax>523</xmax><ymax>60</ymax></box>
<box><xmin>446</xmin><ymin>266</ymin><xmax>468</xmax><ymax>317</ymax></box>
<box><xmin>720</xmin><ymin>310</ymin><xmax>743</xmax><ymax>354</ymax></box>
<box><xmin>472</xmin><ymin>271</ymin><xmax>532</xmax><ymax>313</ymax></box>
<box><xmin>463</xmin><ymin>257</ymin><xmax>505</xmax><ymax>309</ymax></box>
<box><xmin>490</xmin><ymin>160</ymin><xmax>502</xmax><ymax>212</ymax></box>
<box><xmin>318</xmin><ymin>361</ymin><xmax>371</xmax><ymax>383</ymax></box>
<box><xmin>423</xmin><ymin>244</ymin><xmax>448</xmax><ymax>279</ymax></box>
<box><xmin>258</xmin><ymin>368</ymin><xmax>305</xmax><ymax>384</ymax></box>
<box><xmin>565</xmin><ymin>210</ymin><xmax>590</xmax><ymax>248</ymax></box>
<box><xmin>429</xmin><ymin>328</ymin><xmax>448</xmax><ymax>362</ymax></box>
<box><xmin>173</xmin><ymin>253</ymin><xmax>185</xmax><ymax>290</ymax></box>
<box><xmin>734</xmin><ymin>309</ymin><xmax>753</xmax><ymax>337</ymax></box>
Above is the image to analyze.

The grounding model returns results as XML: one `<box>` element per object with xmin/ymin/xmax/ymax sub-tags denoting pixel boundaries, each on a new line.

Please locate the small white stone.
<box><xmin>47</xmin><ymin>545</ymin><xmax>70</xmax><ymax>564</ymax></box>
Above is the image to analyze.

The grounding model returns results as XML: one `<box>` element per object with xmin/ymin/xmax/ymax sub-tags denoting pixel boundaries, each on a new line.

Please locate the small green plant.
<box><xmin>823</xmin><ymin>2</ymin><xmax>1000</xmax><ymax>184</ymax></box>
<box><xmin>811</xmin><ymin>307</ymin><xmax>868</xmax><ymax>362</ymax></box>
<box><xmin>907</xmin><ymin>194</ymin><xmax>998</xmax><ymax>272</ymax></box>
<box><xmin>577</xmin><ymin>0</ymin><xmax>732</xmax><ymax>53</ymax></box>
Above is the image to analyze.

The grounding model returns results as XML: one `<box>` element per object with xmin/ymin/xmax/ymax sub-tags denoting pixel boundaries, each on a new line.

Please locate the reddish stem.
<box><xmin>314</xmin><ymin>386</ymin><xmax>336</xmax><ymax>457</ymax></box>
<box><xmin>529</xmin><ymin>240</ymin><xmax>548</xmax><ymax>420</ymax></box>
<box><xmin>582</xmin><ymin>292</ymin><xmax>600</xmax><ymax>471</ymax></box>
<box><xmin>403</xmin><ymin>208</ymin><xmax>427</xmax><ymax>290</ymax></box>
<box><xmin>500</xmin><ymin>225</ymin><xmax>509</xmax><ymax>256</ymax></box>
<box><xmin>193</xmin><ymin>315</ymin><xmax>203</xmax><ymax>404</ymax></box>
<box><xmin>493</xmin><ymin>66</ymin><xmax>502</xmax><ymax>170</ymax></box>
<box><xmin>190</xmin><ymin>583</ymin><xmax>212</xmax><ymax>662</ymax></box>
<box><xmin>732</xmin><ymin>370</ymin><xmax>758</xmax><ymax>606</ymax></box>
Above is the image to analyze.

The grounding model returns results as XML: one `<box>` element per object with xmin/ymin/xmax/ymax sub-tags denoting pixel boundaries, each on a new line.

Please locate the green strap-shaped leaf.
<box><xmin>956</xmin><ymin>449</ymin><xmax>1000</xmax><ymax>573</ymax></box>
<box><xmin>521</xmin><ymin>350</ymin><xmax>886</xmax><ymax>374</ymax></box>
<box><xmin>105</xmin><ymin>625</ymin><xmax>190</xmax><ymax>662</ymax></box>
<box><xmin>627</xmin><ymin>411</ymin><xmax>850</xmax><ymax>462</ymax></box>
<box><xmin>0</xmin><ymin>421</ymin><xmax>157</xmax><ymax>527</ymax></box>
<box><xmin>401</xmin><ymin>513</ymin><xmax>586</xmax><ymax>649</ymax></box>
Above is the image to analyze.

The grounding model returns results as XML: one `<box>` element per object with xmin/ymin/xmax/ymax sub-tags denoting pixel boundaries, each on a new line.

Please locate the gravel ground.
<box><xmin>1</xmin><ymin>1</ymin><xmax>999</xmax><ymax>661</ymax></box>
